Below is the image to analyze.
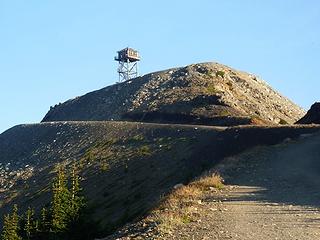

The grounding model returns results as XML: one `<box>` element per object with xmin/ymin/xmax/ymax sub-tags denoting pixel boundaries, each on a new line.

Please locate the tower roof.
<box><xmin>115</xmin><ymin>47</ymin><xmax>140</xmax><ymax>62</ymax></box>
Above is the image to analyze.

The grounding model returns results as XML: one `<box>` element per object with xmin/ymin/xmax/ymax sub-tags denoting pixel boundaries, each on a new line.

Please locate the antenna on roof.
<box><xmin>114</xmin><ymin>47</ymin><xmax>140</xmax><ymax>82</ymax></box>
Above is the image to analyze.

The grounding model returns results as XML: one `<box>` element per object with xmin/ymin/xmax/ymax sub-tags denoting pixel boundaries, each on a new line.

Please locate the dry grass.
<box><xmin>154</xmin><ymin>173</ymin><xmax>224</xmax><ymax>233</ymax></box>
<box><xmin>154</xmin><ymin>212</ymin><xmax>186</xmax><ymax>233</ymax></box>
<box><xmin>192</xmin><ymin>173</ymin><xmax>224</xmax><ymax>191</ymax></box>
<box><xmin>171</xmin><ymin>185</ymin><xmax>202</xmax><ymax>201</ymax></box>
<box><xmin>250</xmin><ymin>117</ymin><xmax>267</xmax><ymax>125</ymax></box>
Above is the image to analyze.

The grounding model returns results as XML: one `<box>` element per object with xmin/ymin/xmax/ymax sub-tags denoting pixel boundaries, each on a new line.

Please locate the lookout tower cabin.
<box><xmin>114</xmin><ymin>47</ymin><xmax>140</xmax><ymax>82</ymax></box>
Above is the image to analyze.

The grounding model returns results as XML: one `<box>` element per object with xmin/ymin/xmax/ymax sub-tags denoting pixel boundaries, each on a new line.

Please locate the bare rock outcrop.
<box><xmin>296</xmin><ymin>102</ymin><xmax>320</xmax><ymax>124</ymax></box>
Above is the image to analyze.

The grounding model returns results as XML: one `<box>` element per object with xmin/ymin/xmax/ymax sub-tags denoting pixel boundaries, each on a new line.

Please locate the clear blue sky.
<box><xmin>0</xmin><ymin>1</ymin><xmax>319</xmax><ymax>133</ymax></box>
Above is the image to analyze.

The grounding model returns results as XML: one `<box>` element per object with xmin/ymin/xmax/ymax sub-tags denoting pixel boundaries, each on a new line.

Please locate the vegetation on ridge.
<box><xmin>1</xmin><ymin>164</ymin><xmax>90</xmax><ymax>240</ymax></box>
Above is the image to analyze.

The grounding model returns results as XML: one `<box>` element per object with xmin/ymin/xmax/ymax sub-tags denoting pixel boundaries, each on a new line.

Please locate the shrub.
<box><xmin>192</xmin><ymin>173</ymin><xmax>224</xmax><ymax>190</ymax></box>
<box><xmin>279</xmin><ymin>118</ymin><xmax>288</xmax><ymax>125</ymax></box>
<box><xmin>100</xmin><ymin>162</ymin><xmax>110</xmax><ymax>172</ymax></box>
<box><xmin>216</xmin><ymin>70</ymin><xmax>225</xmax><ymax>78</ymax></box>
<box><xmin>137</xmin><ymin>145</ymin><xmax>152</xmax><ymax>156</ymax></box>
<box><xmin>206</xmin><ymin>84</ymin><xmax>217</xmax><ymax>94</ymax></box>
<box><xmin>132</xmin><ymin>135</ymin><xmax>144</xmax><ymax>142</ymax></box>
<box><xmin>153</xmin><ymin>172</ymin><xmax>224</xmax><ymax>234</ymax></box>
<box><xmin>205</xmin><ymin>70</ymin><xmax>214</xmax><ymax>78</ymax></box>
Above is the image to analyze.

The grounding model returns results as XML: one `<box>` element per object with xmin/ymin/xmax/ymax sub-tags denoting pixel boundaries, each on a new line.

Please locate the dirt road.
<box><xmin>170</xmin><ymin>132</ymin><xmax>320</xmax><ymax>240</ymax></box>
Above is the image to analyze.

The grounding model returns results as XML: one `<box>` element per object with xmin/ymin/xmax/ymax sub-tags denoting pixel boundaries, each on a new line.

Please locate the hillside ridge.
<box><xmin>1</xmin><ymin>121</ymin><xmax>319</xmax><ymax>237</ymax></box>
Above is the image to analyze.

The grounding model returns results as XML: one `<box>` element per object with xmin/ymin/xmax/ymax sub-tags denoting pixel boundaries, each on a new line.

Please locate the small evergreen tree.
<box><xmin>31</xmin><ymin>220</ymin><xmax>39</xmax><ymax>237</ymax></box>
<box><xmin>51</xmin><ymin>165</ymin><xmax>70</xmax><ymax>233</ymax></box>
<box><xmin>1</xmin><ymin>214</ymin><xmax>12</xmax><ymax>240</ymax></box>
<box><xmin>23</xmin><ymin>207</ymin><xmax>34</xmax><ymax>239</ymax></box>
<box><xmin>1</xmin><ymin>163</ymin><xmax>88</xmax><ymax>240</ymax></box>
<box><xmin>39</xmin><ymin>207</ymin><xmax>50</xmax><ymax>234</ymax></box>
<box><xmin>1</xmin><ymin>205</ymin><xmax>21</xmax><ymax>240</ymax></box>
<box><xmin>11</xmin><ymin>205</ymin><xmax>20</xmax><ymax>240</ymax></box>
<box><xmin>69</xmin><ymin>164</ymin><xmax>85</xmax><ymax>222</ymax></box>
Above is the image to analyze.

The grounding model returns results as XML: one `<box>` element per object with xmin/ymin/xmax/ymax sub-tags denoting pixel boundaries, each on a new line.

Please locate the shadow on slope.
<box><xmin>122</xmin><ymin>95</ymin><xmax>254</xmax><ymax>126</ymax></box>
<box><xmin>219</xmin><ymin>132</ymin><xmax>320</xmax><ymax>208</ymax></box>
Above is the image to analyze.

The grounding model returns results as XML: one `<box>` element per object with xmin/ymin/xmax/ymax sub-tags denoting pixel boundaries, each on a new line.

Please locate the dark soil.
<box><xmin>122</xmin><ymin>111</ymin><xmax>252</xmax><ymax>126</ymax></box>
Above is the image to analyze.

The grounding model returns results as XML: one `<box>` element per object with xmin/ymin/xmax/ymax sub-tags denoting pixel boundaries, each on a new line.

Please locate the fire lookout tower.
<box><xmin>114</xmin><ymin>47</ymin><xmax>140</xmax><ymax>82</ymax></box>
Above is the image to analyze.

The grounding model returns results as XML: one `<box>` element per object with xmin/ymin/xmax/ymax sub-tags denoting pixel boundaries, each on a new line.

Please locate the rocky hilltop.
<box><xmin>42</xmin><ymin>62</ymin><xmax>305</xmax><ymax>126</ymax></box>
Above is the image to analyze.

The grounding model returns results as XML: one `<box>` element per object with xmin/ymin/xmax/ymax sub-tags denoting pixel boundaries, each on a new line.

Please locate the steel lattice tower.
<box><xmin>114</xmin><ymin>47</ymin><xmax>140</xmax><ymax>82</ymax></box>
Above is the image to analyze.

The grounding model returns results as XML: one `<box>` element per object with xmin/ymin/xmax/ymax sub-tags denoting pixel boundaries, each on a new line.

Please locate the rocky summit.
<box><xmin>42</xmin><ymin>62</ymin><xmax>305</xmax><ymax>126</ymax></box>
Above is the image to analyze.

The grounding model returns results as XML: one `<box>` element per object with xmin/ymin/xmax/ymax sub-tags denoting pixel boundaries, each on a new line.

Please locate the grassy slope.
<box><xmin>0</xmin><ymin>121</ymin><xmax>320</xmax><ymax>235</ymax></box>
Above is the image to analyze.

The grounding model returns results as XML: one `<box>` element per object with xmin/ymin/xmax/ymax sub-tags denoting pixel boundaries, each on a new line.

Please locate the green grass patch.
<box><xmin>205</xmin><ymin>70</ymin><xmax>214</xmax><ymax>78</ymax></box>
<box><xmin>206</xmin><ymin>84</ymin><xmax>217</xmax><ymax>94</ymax></box>
<box><xmin>181</xmin><ymin>215</ymin><xmax>192</xmax><ymax>224</ymax></box>
<box><xmin>216</xmin><ymin>70</ymin><xmax>225</xmax><ymax>78</ymax></box>
<box><xmin>279</xmin><ymin>118</ymin><xmax>288</xmax><ymax>125</ymax></box>
<box><xmin>126</xmin><ymin>134</ymin><xmax>145</xmax><ymax>144</ymax></box>
<box><xmin>100</xmin><ymin>162</ymin><xmax>110</xmax><ymax>172</ymax></box>
<box><xmin>137</xmin><ymin>145</ymin><xmax>152</xmax><ymax>156</ymax></box>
